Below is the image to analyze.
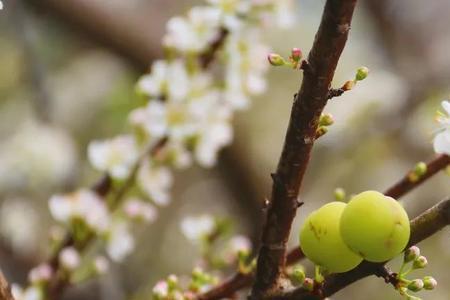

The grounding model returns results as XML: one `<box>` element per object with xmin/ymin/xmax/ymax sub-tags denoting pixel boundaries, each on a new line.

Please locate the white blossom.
<box><xmin>138</xmin><ymin>159</ymin><xmax>173</xmax><ymax>206</ymax></box>
<box><xmin>0</xmin><ymin>198</ymin><xmax>39</xmax><ymax>255</ymax></box>
<box><xmin>137</xmin><ymin>60</ymin><xmax>189</xmax><ymax>102</ymax></box>
<box><xmin>106</xmin><ymin>220</ymin><xmax>135</xmax><ymax>262</ymax></box>
<box><xmin>163</xmin><ymin>7</ymin><xmax>221</xmax><ymax>52</ymax></box>
<box><xmin>152</xmin><ymin>280</ymin><xmax>169</xmax><ymax>297</ymax></box>
<box><xmin>0</xmin><ymin>121</ymin><xmax>77</xmax><ymax>191</ymax></box>
<box><xmin>433</xmin><ymin>100</ymin><xmax>450</xmax><ymax>155</ymax></box>
<box><xmin>130</xmin><ymin>100</ymin><xmax>197</xmax><ymax>142</ymax></box>
<box><xmin>0</xmin><ymin>2</ymin><xmax>3</xmax><ymax>10</ymax></box>
<box><xmin>229</xmin><ymin>235</ymin><xmax>252</xmax><ymax>254</ymax></box>
<box><xmin>28</xmin><ymin>264</ymin><xmax>53</xmax><ymax>283</ymax></box>
<box><xmin>88</xmin><ymin>135</ymin><xmax>138</xmax><ymax>180</ymax></box>
<box><xmin>93</xmin><ymin>256</ymin><xmax>109</xmax><ymax>274</ymax></box>
<box><xmin>59</xmin><ymin>247</ymin><xmax>81</xmax><ymax>271</ymax></box>
<box><xmin>154</xmin><ymin>139</ymin><xmax>193</xmax><ymax>169</ymax></box>
<box><xmin>130</xmin><ymin>101</ymin><xmax>167</xmax><ymax>139</ymax></box>
<box><xmin>49</xmin><ymin>189</ymin><xmax>110</xmax><ymax>233</ymax></box>
<box><xmin>191</xmin><ymin>92</ymin><xmax>233</xmax><ymax>166</ymax></box>
<box><xmin>180</xmin><ymin>215</ymin><xmax>215</xmax><ymax>242</ymax></box>
<box><xmin>11</xmin><ymin>285</ymin><xmax>42</xmax><ymax>300</ymax></box>
<box><xmin>273</xmin><ymin>0</ymin><xmax>296</xmax><ymax>28</ymax></box>
<box><xmin>123</xmin><ymin>198</ymin><xmax>157</xmax><ymax>223</ymax></box>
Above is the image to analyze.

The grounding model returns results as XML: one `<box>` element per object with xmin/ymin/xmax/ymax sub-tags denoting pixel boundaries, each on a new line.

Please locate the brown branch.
<box><xmin>27</xmin><ymin>0</ymin><xmax>164</xmax><ymax>70</ymax></box>
<box><xmin>197</xmin><ymin>273</ymin><xmax>253</xmax><ymax>300</ymax></box>
<box><xmin>250</xmin><ymin>1</ymin><xmax>358</xmax><ymax>298</ymax></box>
<box><xmin>275</xmin><ymin>197</ymin><xmax>450</xmax><ymax>300</ymax></box>
<box><xmin>327</xmin><ymin>88</ymin><xmax>346</xmax><ymax>99</ymax></box>
<box><xmin>0</xmin><ymin>270</ymin><xmax>15</xmax><ymax>300</ymax></box>
<box><xmin>384</xmin><ymin>154</ymin><xmax>450</xmax><ymax>199</ymax></box>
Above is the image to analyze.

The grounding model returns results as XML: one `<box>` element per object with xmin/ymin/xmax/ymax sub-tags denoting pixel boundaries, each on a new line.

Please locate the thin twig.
<box><xmin>384</xmin><ymin>154</ymin><xmax>450</xmax><ymax>199</ymax></box>
<box><xmin>250</xmin><ymin>1</ymin><xmax>358</xmax><ymax>298</ymax></box>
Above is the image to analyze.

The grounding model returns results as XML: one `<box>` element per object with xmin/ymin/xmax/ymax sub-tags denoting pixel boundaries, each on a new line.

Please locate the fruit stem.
<box><xmin>314</xmin><ymin>265</ymin><xmax>325</xmax><ymax>284</ymax></box>
<box><xmin>398</xmin><ymin>261</ymin><xmax>407</xmax><ymax>277</ymax></box>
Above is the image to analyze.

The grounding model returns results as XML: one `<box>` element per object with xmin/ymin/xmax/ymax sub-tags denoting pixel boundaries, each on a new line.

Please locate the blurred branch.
<box><xmin>275</xmin><ymin>197</ymin><xmax>450</xmax><ymax>300</ymax></box>
<box><xmin>250</xmin><ymin>1</ymin><xmax>358</xmax><ymax>298</ymax></box>
<box><xmin>10</xmin><ymin>0</ymin><xmax>51</xmax><ymax>122</ymax></box>
<box><xmin>26</xmin><ymin>0</ymin><xmax>164</xmax><ymax>70</ymax></box>
<box><xmin>0</xmin><ymin>270</ymin><xmax>15</xmax><ymax>300</ymax></box>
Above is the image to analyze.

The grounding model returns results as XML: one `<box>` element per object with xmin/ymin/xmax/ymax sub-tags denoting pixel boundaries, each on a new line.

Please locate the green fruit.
<box><xmin>300</xmin><ymin>202</ymin><xmax>363</xmax><ymax>273</ymax></box>
<box><xmin>340</xmin><ymin>191</ymin><xmax>410</xmax><ymax>262</ymax></box>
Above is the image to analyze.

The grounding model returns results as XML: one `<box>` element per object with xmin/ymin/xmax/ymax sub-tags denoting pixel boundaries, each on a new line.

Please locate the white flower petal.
<box><xmin>433</xmin><ymin>130</ymin><xmax>450</xmax><ymax>155</ymax></box>
<box><xmin>106</xmin><ymin>221</ymin><xmax>135</xmax><ymax>262</ymax></box>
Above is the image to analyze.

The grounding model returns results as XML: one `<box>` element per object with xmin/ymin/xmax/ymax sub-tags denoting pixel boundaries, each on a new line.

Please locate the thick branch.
<box><xmin>277</xmin><ymin>197</ymin><xmax>450</xmax><ymax>300</ymax></box>
<box><xmin>250</xmin><ymin>1</ymin><xmax>358</xmax><ymax>298</ymax></box>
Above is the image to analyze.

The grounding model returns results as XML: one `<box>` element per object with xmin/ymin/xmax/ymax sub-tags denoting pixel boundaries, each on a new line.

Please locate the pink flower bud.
<box><xmin>408</xmin><ymin>279</ymin><xmax>424</xmax><ymax>292</ymax></box>
<box><xmin>267</xmin><ymin>53</ymin><xmax>286</xmax><ymax>66</ymax></box>
<box><xmin>404</xmin><ymin>246</ymin><xmax>420</xmax><ymax>263</ymax></box>
<box><xmin>413</xmin><ymin>256</ymin><xmax>428</xmax><ymax>269</ymax></box>
<box><xmin>291</xmin><ymin>48</ymin><xmax>303</xmax><ymax>62</ymax></box>
<box><xmin>423</xmin><ymin>276</ymin><xmax>437</xmax><ymax>290</ymax></box>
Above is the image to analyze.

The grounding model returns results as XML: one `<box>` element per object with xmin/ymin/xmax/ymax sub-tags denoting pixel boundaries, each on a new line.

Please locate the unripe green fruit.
<box><xmin>300</xmin><ymin>202</ymin><xmax>363</xmax><ymax>273</ymax></box>
<box><xmin>340</xmin><ymin>191</ymin><xmax>410</xmax><ymax>262</ymax></box>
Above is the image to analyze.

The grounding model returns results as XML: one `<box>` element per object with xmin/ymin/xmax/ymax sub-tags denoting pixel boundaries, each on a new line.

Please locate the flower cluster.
<box><xmin>395</xmin><ymin>246</ymin><xmax>437</xmax><ymax>300</ymax></box>
<box><xmin>433</xmin><ymin>100</ymin><xmax>450</xmax><ymax>155</ymax></box>
<box><xmin>82</xmin><ymin>0</ymin><xmax>294</xmax><ymax>262</ymax></box>
<box><xmin>14</xmin><ymin>1</ymin><xmax>296</xmax><ymax>299</ymax></box>
<box><xmin>149</xmin><ymin>215</ymin><xmax>253</xmax><ymax>299</ymax></box>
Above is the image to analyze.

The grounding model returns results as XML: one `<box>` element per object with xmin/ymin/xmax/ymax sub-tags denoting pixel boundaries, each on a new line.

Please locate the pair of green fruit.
<box><xmin>300</xmin><ymin>191</ymin><xmax>410</xmax><ymax>273</ymax></box>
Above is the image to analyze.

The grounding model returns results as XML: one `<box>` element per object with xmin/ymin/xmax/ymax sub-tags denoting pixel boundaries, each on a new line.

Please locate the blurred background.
<box><xmin>0</xmin><ymin>0</ymin><xmax>449</xmax><ymax>299</ymax></box>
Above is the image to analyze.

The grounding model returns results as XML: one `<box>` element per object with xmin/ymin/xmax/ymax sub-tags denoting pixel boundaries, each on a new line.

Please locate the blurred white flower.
<box><xmin>0</xmin><ymin>198</ymin><xmax>39</xmax><ymax>255</ymax></box>
<box><xmin>224</xmin><ymin>31</ymin><xmax>269</xmax><ymax>110</ymax></box>
<box><xmin>59</xmin><ymin>247</ymin><xmax>81</xmax><ymax>271</ymax></box>
<box><xmin>11</xmin><ymin>285</ymin><xmax>42</xmax><ymax>300</ymax></box>
<box><xmin>180</xmin><ymin>215</ymin><xmax>215</xmax><ymax>242</ymax></box>
<box><xmin>152</xmin><ymin>280</ymin><xmax>169</xmax><ymax>298</ymax></box>
<box><xmin>433</xmin><ymin>100</ymin><xmax>450</xmax><ymax>155</ymax></box>
<box><xmin>137</xmin><ymin>60</ymin><xmax>189</xmax><ymax>101</ymax></box>
<box><xmin>49</xmin><ymin>189</ymin><xmax>110</xmax><ymax>233</ymax></box>
<box><xmin>130</xmin><ymin>100</ymin><xmax>197</xmax><ymax>142</ymax></box>
<box><xmin>106</xmin><ymin>220</ymin><xmax>135</xmax><ymax>262</ymax></box>
<box><xmin>192</xmin><ymin>93</ymin><xmax>233</xmax><ymax>167</ymax></box>
<box><xmin>130</xmin><ymin>101</ymin><xmax>167</xmax><ymax>139</ymax></box>
<box><xmin>0</xmin><ymin>2</ymin><xmax>3</xmax><ymax>10</ymax></box>
<box><xmin>123</xmin><ymin>198</ymin><xmax>157</xmax><ymax>223</ymax></box>
<box><xmin>0</xmin><ymin>121</ymin><xmax>77</xmax><ymax>192</ymax></box>
<box><xmin>229</xmin><ymin>235</ymin><xmax>252</xmax><ymax>254</ymax></box>
<box><xmin>154</xmin><ymin>139</ymin><xmax>193</xmax><ymax>169</ymax></box>
<box><xmin>164</xmin><ymin>7</ymin><xmax>221</xmax><ymax>52</ymax></box>
<box><xmin>273</xmin><ymin>0</ymin><xmax>296</xmax><ymax>28</ymax></box>
<box><xmin>28</xmin><ymin>264</ymin><xmax>53</xmax><ymax>284</ymax></box>
<box><xmin>88</xmin><ymin>135</ymin><xmax>138</xmax><ymax>180</ymax></box>
<box><xmin>138</xmin><ymin>159</ymin><xmax>173</xmax><ymax>206</ymax></box>
<box><xmin>93</xmin><ymin>256</ymin><xmax>109</xmax><ymax>274</ymax></box>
